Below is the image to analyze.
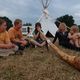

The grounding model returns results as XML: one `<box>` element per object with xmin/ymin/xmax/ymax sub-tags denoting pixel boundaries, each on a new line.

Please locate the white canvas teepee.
<box><xmin>38</xmin><ymin>0</ymin><xmax>58</xmax><ymax>37</ymax></box>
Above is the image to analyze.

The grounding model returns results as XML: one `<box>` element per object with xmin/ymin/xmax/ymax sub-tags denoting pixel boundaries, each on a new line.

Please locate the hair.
<box><xmin>58</xmin><ymin>23</ymin><xmax>67</xmax><ymax>31</ymax></box>
<box><xmin>34</xmin><ymin>22</ymin><xmax>42</xmax><ymax>34</ymax></box>
<box><xmin>35</xmin><ymin>22</ymin><xmax>41</xmax><ymax>28</ymax></box>
<box><xmin>59</xmin><ymin>23</ymin><xmax>67</xmax><ymax>28</ymax></box>
<box><xmin>0</xmin><ymin>18</ymin><xmax>6</xmax><ymax>26</ymax></box>
<box><xmin>14</xmin><ymin>19</ymin><xmax>22</xmax><ymax>26</ymax></box>
<box><xmin>70</xmin><ymin>24</ymin><xmax>79</xmax><ymax>33</ymax></box>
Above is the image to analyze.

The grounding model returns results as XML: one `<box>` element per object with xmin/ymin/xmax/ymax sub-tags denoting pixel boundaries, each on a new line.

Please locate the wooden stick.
<box><xmin>40</xmin><ymin>31</ymin><xmax>80</xmax><ymax>71</ymax></box>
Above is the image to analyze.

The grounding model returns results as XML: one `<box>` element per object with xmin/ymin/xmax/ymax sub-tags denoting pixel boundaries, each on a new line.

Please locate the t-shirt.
<box><xmin>0</xmin><ymin>31</ymin><xmax>10</xmax><ymax>44</ymax></box>
<box><xmin>8</xmin><ymin>27</ymin><xmax>23</xmax><ymax>41</ymax></box>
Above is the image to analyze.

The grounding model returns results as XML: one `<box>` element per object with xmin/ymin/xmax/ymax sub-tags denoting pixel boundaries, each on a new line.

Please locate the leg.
<box><xmin>14</xmin><ymin>42</ymin><xmax>25</xmax><ymax>50</ymax></box>
<box><xmin>30</xmin><ymin>39</ymin><xmax>42</xmax><ymax>47</ymax></box>
<box><xmin>0</xmin><ymin>48</ymin><xmax>15</xmax><ymax>56</ymax></box>
<box><xmin>69</xmin><ymin>40</ymin><xmax>74</xmax><ymax>45</ymax></box>
<box><xmin>40</xmin><ymin>41</ymin><xmax>46</xmax><ymax>46</ymax></box>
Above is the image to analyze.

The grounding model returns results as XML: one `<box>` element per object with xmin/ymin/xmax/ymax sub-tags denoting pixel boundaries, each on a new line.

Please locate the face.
<box><xmin>0</xmin><ymin>22</ymin><xmax>7</xmax><ymax>32</ymax></box>
<box><xmin>70</xmin><ymin>26</ymin><xmax>79</xmax><ymax>33</ymax></box>
<box><xmin>36</xmin><ymin>26</ymin><xmax>41</xmax><ymax>31</ymax></box>
<box><xmin>15</xmin><ymin>22</ymin><xmax>22</xmax><ymax>30</ymax></box>
<box><xmin>59</xmin><ymin>25</ymin><xmax>66</xmax><ymax>32</ymax></box>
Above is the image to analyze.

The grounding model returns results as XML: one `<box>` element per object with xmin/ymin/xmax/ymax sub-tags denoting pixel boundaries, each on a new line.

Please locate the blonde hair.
<box><xmin>70</xmin><ymin>25</ymin><xmax>79</xmax><ymax>33</ymax></box>
<box><xmin>58</xmin><ymin>23</ymin><xmax>67</xmax><ymax>31</ymax></box>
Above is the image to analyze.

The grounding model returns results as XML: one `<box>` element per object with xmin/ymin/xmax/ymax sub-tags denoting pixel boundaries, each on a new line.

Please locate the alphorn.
<box><xmin>40</xmin><ymin>31</ymin><xmax>80</xmax><ymax>71</ymax></box>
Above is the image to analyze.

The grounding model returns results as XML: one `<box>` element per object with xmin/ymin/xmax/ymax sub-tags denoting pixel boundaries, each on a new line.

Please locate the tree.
<box><xmin>55</xmin><ymin>14</ymin><xmax>75</xmax><ymax>28</ymax></box>
<box><xmin>0</xmin><ymin>16</ymin><xmax>13</xmax><ymax>31</ymax></box>
<box><xmin>78</xmin><ymin>25</ymin><xmax>80</xmax><ymax>32</ymax></box>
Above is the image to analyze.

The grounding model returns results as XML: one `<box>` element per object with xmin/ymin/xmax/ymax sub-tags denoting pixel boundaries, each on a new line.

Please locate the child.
<box><xmin>0</xmin><ymin>18</ymin><xmax>18</xmax><ymax>56</ymax></box>
<box><xmin>68</xmin><ymin>24</ymin><xmax>80</xmax><ymax>48</ymax></box>
<box><xmin>53</xmin><ymin>23</ymin><xmax>69</xmax><ymax>48</ymax></box>
<box><xmin>8</xmin><ymin>19</ymin><xmax>28</xmax><ymax>54</ymax></box>
<box><xmin>32</xmin><ymin>22</ymin><xmax>46</xmax><ymax>47</ymax></box>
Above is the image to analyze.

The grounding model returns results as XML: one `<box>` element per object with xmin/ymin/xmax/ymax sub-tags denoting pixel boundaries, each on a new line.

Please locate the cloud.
<box><xmin>74</xmin><ymin>12</ymin><xmax>80</xmax><ymax>17</ymax></box>
<box><xmin>0</xmin><ymin>0</ymin><xmax>80</xmax><ymax>24</ymax></box>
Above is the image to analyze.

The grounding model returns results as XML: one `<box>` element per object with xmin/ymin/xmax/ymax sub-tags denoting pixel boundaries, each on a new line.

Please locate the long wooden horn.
<box><xmin>40</xmin><ymin>31</ymin><xmax>80</xmax><ymax>71</ymax></box>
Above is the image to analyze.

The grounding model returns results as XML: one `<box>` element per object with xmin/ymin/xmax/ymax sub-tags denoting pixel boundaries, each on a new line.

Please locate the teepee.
<box><xmin>38</xmin><ymin>0</ymin><xmax>58</xmax><ymax>37</ymax></box>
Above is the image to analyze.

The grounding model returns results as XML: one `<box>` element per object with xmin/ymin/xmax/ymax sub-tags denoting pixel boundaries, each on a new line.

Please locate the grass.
<box><xmin>0</xmin><ymin>44</ymin><xmax>80</xmax><ymax>80</ymax></box>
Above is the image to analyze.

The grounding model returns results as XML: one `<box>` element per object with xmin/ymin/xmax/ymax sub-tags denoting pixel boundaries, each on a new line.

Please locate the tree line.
<box><xmin>0</xmin><ymin>14</ymin><xmax>80</xmax><ymax>31</ymax></box>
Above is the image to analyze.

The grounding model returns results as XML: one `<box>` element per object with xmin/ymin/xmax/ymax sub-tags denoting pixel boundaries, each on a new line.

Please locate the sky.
<box><xmin>0</xmin><ymin>0</ymin><xmax>80</xmax><ymax>25</ymax></box>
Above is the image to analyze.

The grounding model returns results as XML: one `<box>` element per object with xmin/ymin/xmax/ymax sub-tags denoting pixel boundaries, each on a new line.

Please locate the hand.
<box><xmin>21</xmin><ymin>40</ymin><xmax>27</xmax><ymax>46</ymax></box>
<box><xmin>70</xmin><ymin>31</ymin><xmax>74</xmax><ymax>35</ymax></box>
<box><xmin>11</xmin><ymin>44</ymin><xmax>16</xmax><ymax>48</ymax></box>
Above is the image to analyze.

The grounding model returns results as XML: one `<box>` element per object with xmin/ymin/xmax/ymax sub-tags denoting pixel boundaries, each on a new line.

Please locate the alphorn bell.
<box><xmin>40</xmin><ymin>31</ymin><xmax>80</xmax><ymax>71</ymax></box>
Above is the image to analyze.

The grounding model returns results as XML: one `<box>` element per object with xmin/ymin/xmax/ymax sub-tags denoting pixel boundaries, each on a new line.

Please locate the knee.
<box><xmin>14</xmin><ymin>45</ymin><xmax>19</xmax><ymax>51</ymax></box>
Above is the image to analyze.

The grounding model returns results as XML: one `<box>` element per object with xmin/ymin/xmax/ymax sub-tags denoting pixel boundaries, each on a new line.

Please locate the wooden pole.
<box><xmin>40</xmin><ymin>31</ymin><xmax>80</xmax><ymax>71</ymax></box>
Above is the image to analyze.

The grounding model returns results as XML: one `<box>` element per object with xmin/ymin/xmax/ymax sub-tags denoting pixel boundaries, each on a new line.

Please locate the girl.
<box><xmin>33</xmin><ymin>22</ymin><xmax>46</xmax><ymax>47</ymax></box>
<box><xmin>53</xmin><ymin>23</ymin><xmax>69</xmax><ymax>48</ymax></box>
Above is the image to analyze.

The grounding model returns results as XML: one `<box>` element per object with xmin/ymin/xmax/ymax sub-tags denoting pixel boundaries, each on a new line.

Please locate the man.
<box><xmin>8</xmin><ymin>19</ymin><xmax>28</xmax><ymax>53</ymax></box>
<box><xmin>0</xmin><ymin>18</ymin><xmax>18</xmax><ymax>56</ymax></box>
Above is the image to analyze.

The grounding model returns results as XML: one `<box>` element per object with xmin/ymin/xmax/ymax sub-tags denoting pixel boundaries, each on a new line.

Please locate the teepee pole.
<box><xmin>37</xmin><ymin>14</ymin><xmax>44</xmax><ymax>22</ymax></box>
<box><xmin>40</xmin><ymin>31</ymin><xmax>80</xmax><ymax>71</ymax></box>
<box><xmin>46</xmin><ymin>0</ymin><xmax>48</xmax><ymax>6</ymax></box>
<box><xmin>41</xmin><ymin>0</ymin><xmax>52</xmax><ymax>9</ymax></box>
<box><xmin>41</xmin><ymin>0</ymin><xmax>45</xmax><ymax>8</ymax></box>
<box><xmin>46</xmin><ymin>0</ymin><xmax>52</xmax><ymax>8</ymax></box>
<box><xmin>56</xmin><ymin>20</ymin><xmax>70</xmax><ymax>29</ymax></box>
<box><xmin>39</xmin><ymin>0</ymin><xmax>58</xmax><ymax>36</ymax></box>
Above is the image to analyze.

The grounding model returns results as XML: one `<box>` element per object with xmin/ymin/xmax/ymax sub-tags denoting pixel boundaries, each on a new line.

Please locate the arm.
<box><xmin>53</xmin><ymin>32</ymin><xmax>58</xmax><ymax>43</ymax></box>
<box><xmin>0</xmin><ymin>43</ymin><xmax>15</xmax><ymax>49</ymax></box>
<box><xmin>68</xmin><ymin>33</ymin><xmax>73</xmax><ymax>39</ymax></box>
<box><xmin>68</xmin><ymin>33</ymin><xmax>79</xmax><ymax>40</ymax></box>
<box><xmin>33</xmin><ymin>32</ymin><xmax>40</xmax><ymax>39</ymax></box>
<box><xmin>11</xmin><ymin>38</ymin><xmax>23</xmax><ymax>43</ymax></box>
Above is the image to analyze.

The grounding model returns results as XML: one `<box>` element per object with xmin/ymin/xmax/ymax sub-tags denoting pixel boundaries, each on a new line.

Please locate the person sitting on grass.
<box><xmin>68</xmin><ymin>24</ymin><xmax>80</xmax><ymax>48</ymax></box>
<box><xmin>32</xmin><ymin>22</ymin><xmax>46</xmax><ymax>47</ymax></box>
<box><xmin>0</xmin><ymin>18</ymin><xmax>18</xmax><ymax>56</ymax></box>
<box><xmin>53</xmin><ymin>22</ymin><xmax>69</xmax><ymax>48</ymax></box>
<box><xmin>53</xmin><ymin>23</ymin><xmax>80</xmax><ymax>51</ymax></box>
<box><xmin>8</xmin><ymin>19</ymin><xmax>28</xmax><ymax>54</ymax></box>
